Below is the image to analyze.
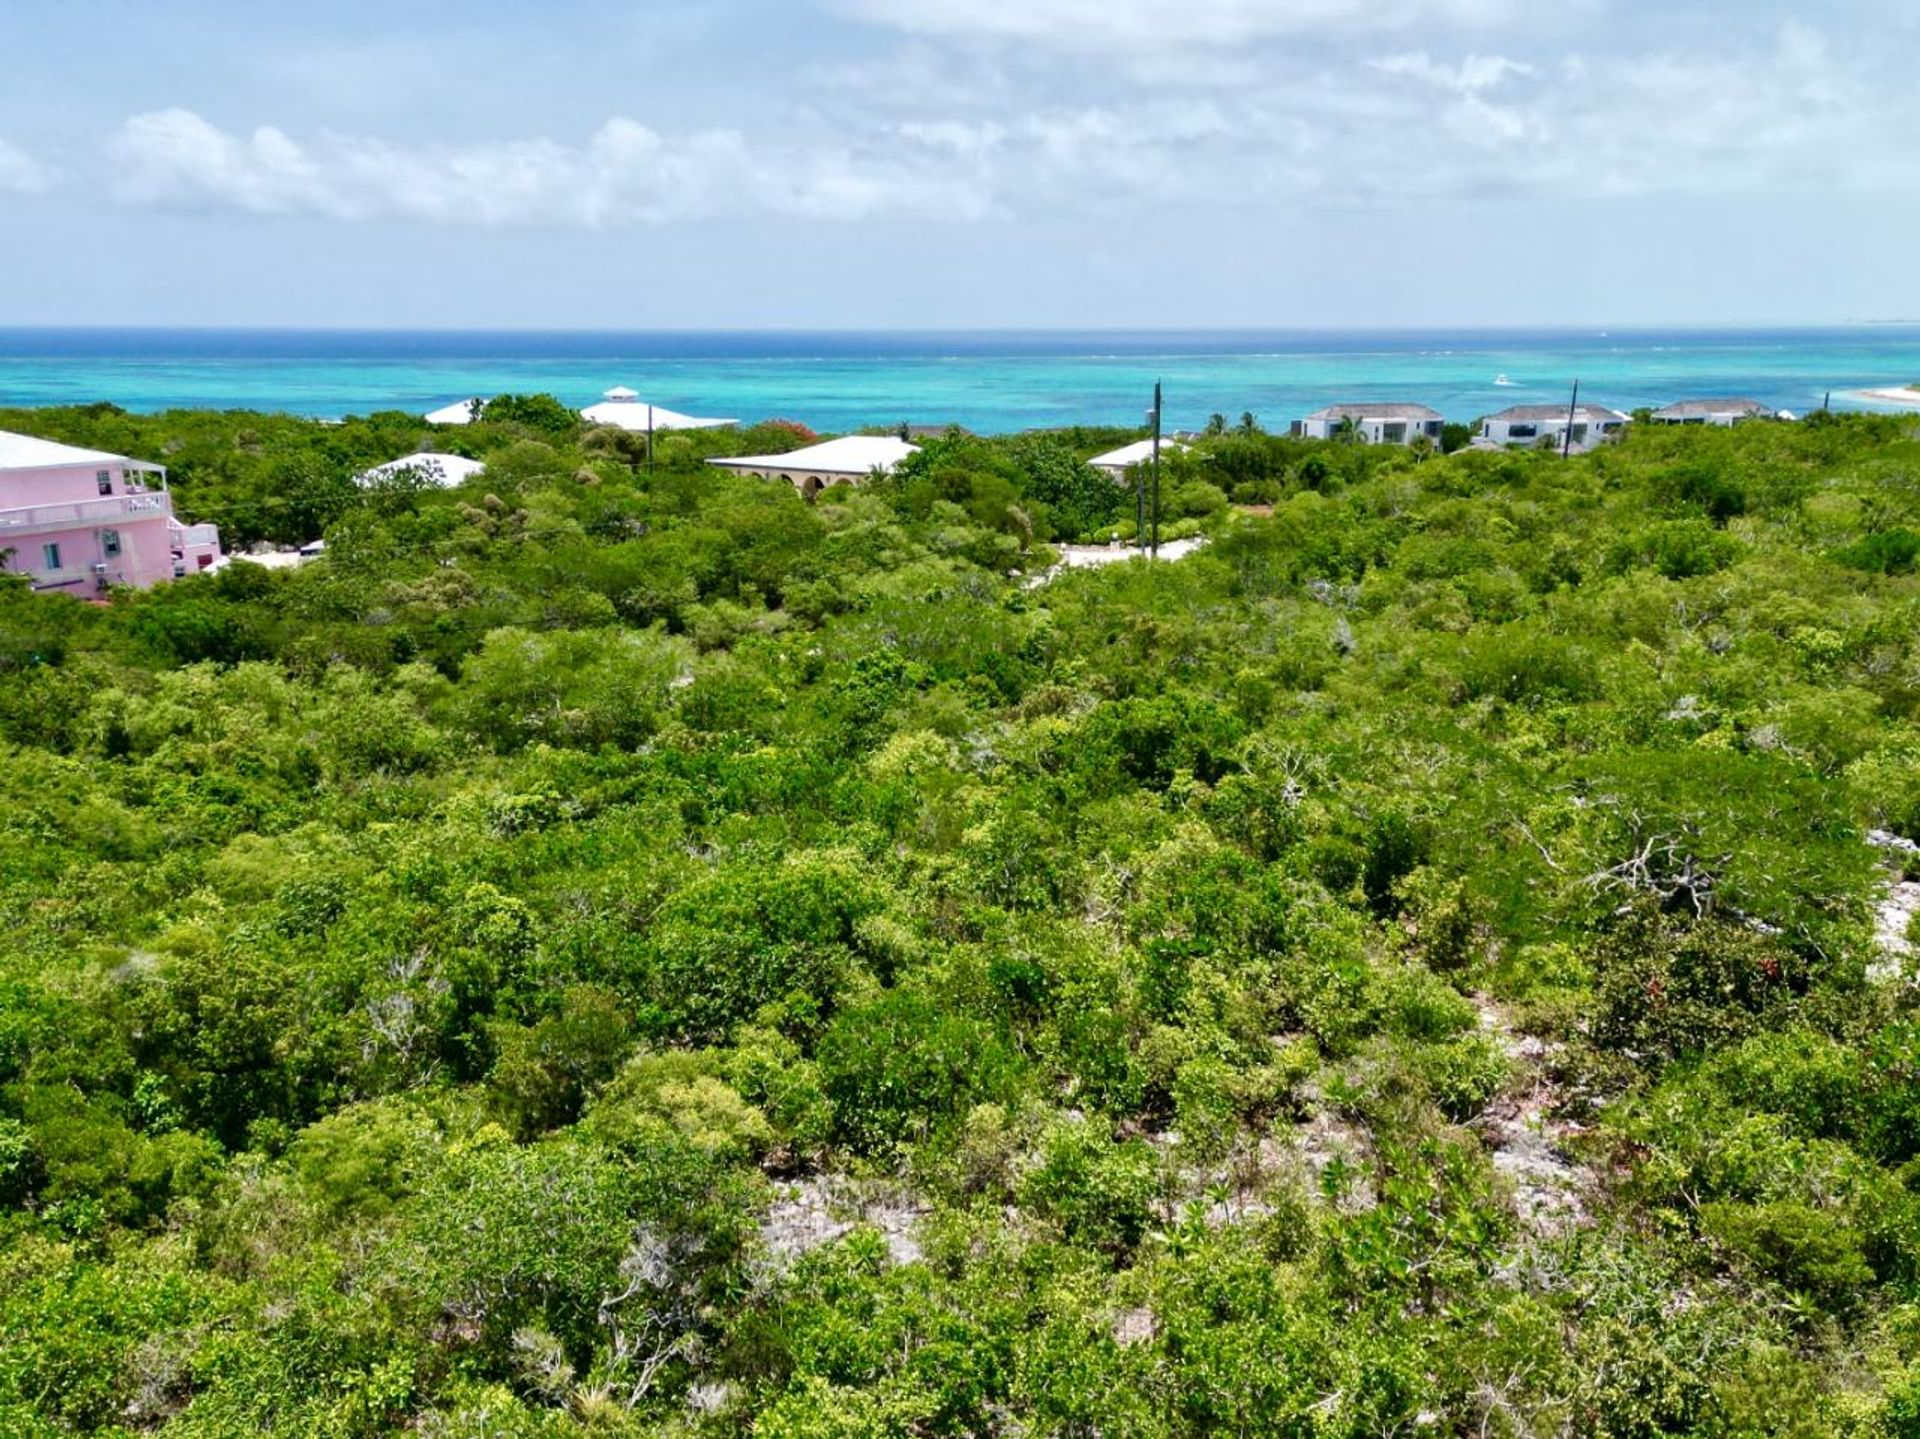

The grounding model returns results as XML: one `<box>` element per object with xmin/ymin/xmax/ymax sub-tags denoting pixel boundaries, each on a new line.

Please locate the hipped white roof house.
<box><xmin>580</xmin><ymin>387</ymin><xmax>736</xmax><ymax>432</ymax></box>
<box><xmin>1087</xmin><ymin>438</ymin><xmax>1190</xmax><ymax>474</ymax></box>
<box><xmin>706</xmin><ymin>435</ymin><xmax>919</xmax><ymax>479</ymax></box>
<box><xmin>355</xmin><ymin>452</ymin><xmax>487</xmax><ymax>487</ymax></box>
<box><xmin>425</xmin><ymin>399</ymin><xmax>484</xmax><ymax>425</ymax></box>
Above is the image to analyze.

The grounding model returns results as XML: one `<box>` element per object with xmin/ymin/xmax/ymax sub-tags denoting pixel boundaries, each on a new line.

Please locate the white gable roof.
<box><xmin>0</xmin><ymin>428</ymin><xmax>162</xmax><ymax>473</ymax></box>
<box><xmin>707</xmin><ymin>435</ymin><xmax>919</xmax><ymax>477</ymax></box>
<box><xmin>580</xmin><ymin>392</ymin><xmax>737</xmax><ymax>432</ymax></box>
<box><xmin>425</xmin><ymin>398</ymin><xmax>483</xmax><ymax>425</ymax></box>
<box><xmin>355</xmin><ymin>452</ymin><xmax>487</xmax><ymax>487</ymax></box>
<box><xmin>1088</xmin><ymin>438</ymin><xmax>1189</xmax><ymax>470</ymax></box>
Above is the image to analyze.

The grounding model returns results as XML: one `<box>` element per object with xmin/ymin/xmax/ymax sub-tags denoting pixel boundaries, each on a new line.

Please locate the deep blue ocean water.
<box><xmin>1</xmin><ymin>327</ymin><xmax>1917</xmax><ymax>435</ymax></box>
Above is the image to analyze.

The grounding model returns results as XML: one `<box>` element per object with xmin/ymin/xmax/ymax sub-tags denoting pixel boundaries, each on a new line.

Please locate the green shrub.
<box><xmin>1604</xmin><ymin>519</ymin><xmax>1742</xmax><ymax>579</ymax></box>
<box><xmin>817</xmin><ymin>990</ymin><xmax>1023</xmax><ymax>1154</ymax></box>
<box><xmin>1017</xmin><ymin>1119</ymin><xmax>1160</xmax><ymax>1255</ymax></box>
<box><xmin>1700</xmin><ymin>1200</ymin><xmax>1873</xmax><ymax>1306</ymax></box>
<box><xmin>1835</xmin><ymin>527</ymin><xmax>1920</xmax><ymax>575</ymax></box>
<box><xmin>585</xmin><ymin>1049</ymin><xmax>772</xmax><ymax>1160</ymax></box>
<box><xmin>637</xmin><ymin>855</ymin><xmax>882</xmax><ymax>1043</ymax></box>
<box><xmin>1591</xmin><ymin>910</ymin><xmax>1814</xmax><ymax>1069</ymax></box>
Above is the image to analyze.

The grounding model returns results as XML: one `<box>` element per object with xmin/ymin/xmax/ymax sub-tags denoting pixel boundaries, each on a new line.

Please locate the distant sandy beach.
<box><xmin>1856</xmin><ymin>385</ymin><xmax>1920</xmax><ymax>407</ymax></box>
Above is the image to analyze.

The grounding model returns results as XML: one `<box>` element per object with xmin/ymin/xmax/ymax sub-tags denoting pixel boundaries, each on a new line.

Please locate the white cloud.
<box><xmin>1542</xmin><ymin>24</ymin><xmax>1916</xmax><ymax>195</ymax></box>
<box><xmin>104</xmin><ymin>108</ymin><xmax>992</xmax><ymax>227</ymax></box>
<box><xmin>1331</xmin><ymin>25</ymin><xmax>1920</xmax><ymax>197</ymax></box>
<box><xmin>1371</xmin><ymin>52</ymin><xmax>1533</xmax><ymax>93</ymax></box>
<box><xmin>839</xmin><ymin>0</ymin><xmax>1518</xmax><ymax>47</ymax></box>
<box><xmin>0</xmin><ymin>138</ymin><xmax>56</xmax><ymax>195</ymax></box>
<box><xmin>92</xmin><ymin>23</ymin><xmax>1920</xmax><ymax>234</ymax></box>
<box><xmin>956</xmin><ymin>25</ymin><xmax>1912</xmax><ymax>208</ymax></box>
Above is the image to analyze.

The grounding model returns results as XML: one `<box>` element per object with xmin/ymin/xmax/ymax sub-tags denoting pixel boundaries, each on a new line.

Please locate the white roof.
<box><xmin>234</xmin><ymin>549</ymin><xmax>307</xmax><ymax>571</ymax></box>
<box><xmin>707</xmin><ymin>435</ymin><xmax>919</xmax><ymax>477</ymax></box>
<box><xmin>354</xmin><ymin>452</ymin><xmax>488</xmax><ymax>487</ymax></box>
<box><xmin>1088</xmin><ymin>438</ymin><xmax>1190</xmax><ymax>470</ymax></box>
<box><xmin>425</xmin><ymin>398</ymin><xmax>483</xmax><ymax>425</ymax></box>
<box><xmin>0</xmin><ymin>428</ymin><xmax>162</xmax><ymax>473</ymax></box>
<box><xmin>602</xmin><ymin>386</ymin><xmax>640</xmax><ymax>401</ymax></box>
<box><xmin>581</xmin><ymin>394</ymin><xmax>737</xmax><ymax>431</ymax></box>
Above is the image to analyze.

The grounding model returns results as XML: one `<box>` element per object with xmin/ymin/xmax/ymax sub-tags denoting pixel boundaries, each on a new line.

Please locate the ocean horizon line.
<box><xmin>3</xmin><ymin>325</ymin><xmax>1915</xmax><ymax>432</ymax></box>
<box><xmin>5</xmin><ymin>320</ymin><xmax>1920</xmax><ymax>339</ymax></box>
<box><xmin>11</xmin><ymin>318</ymin><xmax>1920</xmax><ymax>343</ymax></box>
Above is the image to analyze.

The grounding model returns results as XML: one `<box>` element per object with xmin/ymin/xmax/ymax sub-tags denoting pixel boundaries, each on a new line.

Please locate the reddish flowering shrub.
<box><xmin>740</xmin><ymin>419</ymin><xmax>818</xmax><ymax>453</ymax></box>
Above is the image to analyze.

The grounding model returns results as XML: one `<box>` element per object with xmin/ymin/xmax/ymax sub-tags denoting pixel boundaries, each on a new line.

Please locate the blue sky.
<box><xmin>1</xmin><ymin>0</ymin><xmax>1917</xmax><ymax>329</ymax></box>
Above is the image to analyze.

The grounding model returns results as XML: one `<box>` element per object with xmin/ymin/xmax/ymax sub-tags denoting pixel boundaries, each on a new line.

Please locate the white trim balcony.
<box><xmin>0</xmin><ymin>491</ymin><xmax>172</xmax><ymax>534</ymax></box>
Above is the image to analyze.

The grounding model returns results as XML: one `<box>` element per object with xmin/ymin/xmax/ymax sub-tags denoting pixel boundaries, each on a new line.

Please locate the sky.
<box><xmin>1</xmin><ymin>0</ymin><xmax>1917</xmax><ymax>330</ymax></box>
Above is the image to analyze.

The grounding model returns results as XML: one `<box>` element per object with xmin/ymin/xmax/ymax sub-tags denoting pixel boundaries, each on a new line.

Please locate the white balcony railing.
<box><xmin>0</xmin><ymin>491</ymin><xmax>171</xmax><ymax>532</ymax></box>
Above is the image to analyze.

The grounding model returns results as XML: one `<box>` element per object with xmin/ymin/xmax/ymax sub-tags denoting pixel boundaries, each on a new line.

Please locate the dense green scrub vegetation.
<box><xmin>2</xmin><ymin>401</ymin><xmax>1920</xmax><ymax>1436</ymax></box>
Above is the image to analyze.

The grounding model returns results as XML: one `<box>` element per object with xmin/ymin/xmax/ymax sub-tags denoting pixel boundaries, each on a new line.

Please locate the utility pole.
<box><xmin>1150</xmin><ymin>380</ymin><xmax>1163</xmax><ymax>559</ymax></box>
<box><xmin>1561</xmin><ymin>379</ymin><xmax>1580</xmax><ymax>460</ymax></box>
<box><xmin>1134</xmin><ymin>400</ymin><xmax>1148</xmax><ymax>553</ymax></box>
<box><xmin>1139</xmin><ymin>383</ymin><xmax>1163</xmax><ymax>558</ymax></box>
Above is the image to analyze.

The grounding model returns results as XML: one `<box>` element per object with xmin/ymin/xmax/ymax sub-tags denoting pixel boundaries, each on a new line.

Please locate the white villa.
<box><xmin>424</xmin><ymin>398</ymin><xmax>484</xmax><ymax>425</ymax></box>
<box><xmin>355</xmin><ymin>452</ymin><xmax>487</xmax><ymax>487</ymax></box>
<box><xmin>1480</xmin><ymin>404</ymin><xmax>1629</xmax><ymax>454</ymax></box>
<box><xmin>580</xmin><ymin>387</ymin><xmax>736</xmax><ymax>433</ymax></box>
<box><xmin>707</xmin><ymin>436</ymin><xmax>918</xmax><ymax>498</ymax></box>
<box><xmin>1293</xmin><ymin>403</ymin><xmax>1445</xmax><ymax>445</ymax></box>
<box><xmin>1649</xmin><ymin>398</ymin><xmax>1774</xmax><ymax>426</ymax></box>
<box><xmin>1087</xmin><ymin>438</ymin><xmax>1190</xmax><ymax>480</ymax></box>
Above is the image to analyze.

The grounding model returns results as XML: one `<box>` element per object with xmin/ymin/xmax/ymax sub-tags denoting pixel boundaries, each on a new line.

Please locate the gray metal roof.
<box><xmin>1486</xmin><ymin>404</ymin><xmax>1628</xmax><ymax>423</ymax></box>
<box><xmin>1650</xmin><ymin>398</ymin><xmax>1769</xmax><ymax>419</ymax></box>
<box><xmin>1303</xmin><ymin>402</ymin><xmax>1444</xmax><ymax>422</ymax></box>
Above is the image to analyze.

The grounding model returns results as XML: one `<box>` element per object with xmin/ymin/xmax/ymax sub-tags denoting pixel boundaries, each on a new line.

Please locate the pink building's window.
<box><xmin>102</xmin><ymin>529</ymin><xmax>121</xmax><ymax>558</ymax></box>
<box><xmin>96</xmin><ymin>470</ymin><xmax>112</xmax><ymax>495</ymax></box>
<box><xmin>42</xmin><ymin>542</ymin><xmax>61</xmax><ymax>570</ymax></box>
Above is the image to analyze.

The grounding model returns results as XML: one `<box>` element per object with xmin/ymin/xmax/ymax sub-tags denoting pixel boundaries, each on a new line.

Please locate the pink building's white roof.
<box><xmin>0</xmin><ymin>429</ymin><xmax>161</xmax><ymax>472</ymax></box>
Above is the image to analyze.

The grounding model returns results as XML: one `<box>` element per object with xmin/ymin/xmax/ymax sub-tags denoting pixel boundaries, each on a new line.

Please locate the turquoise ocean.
<box><xmin>1</xmin><ymin>327</ymin><xmax>1917</xmax><ymax>435</ymax></box>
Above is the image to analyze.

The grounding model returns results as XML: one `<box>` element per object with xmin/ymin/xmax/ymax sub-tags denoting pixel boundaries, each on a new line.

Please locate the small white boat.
<box><xmin>1494</xmin><ymin>373</ymin><xmax>1518</xmax><ymax>387</ymax></box>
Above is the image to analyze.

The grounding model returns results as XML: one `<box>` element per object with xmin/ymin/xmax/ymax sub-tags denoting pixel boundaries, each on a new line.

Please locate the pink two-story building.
<box><xmin>0</xmin><ymin>429</ymin><xmax>222</xmax><ymax>593</ymax></box>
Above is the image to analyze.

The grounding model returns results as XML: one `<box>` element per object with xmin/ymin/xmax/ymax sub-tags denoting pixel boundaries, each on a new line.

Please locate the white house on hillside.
<box><xmin>581</xmin><ymin>387</ymin><xmax>736</xmax><ymax>433</ymax></box>
<box><xmin>355</xmin><ymin>452</ymin><xmax>487</xmax><ymax>488</ymax></box>
<box><xmin>1087</xmin><ymin>438</ymin><xmax>1189</xmax><ymax>480</ymax></box>
<box><xmin>1649</xmin><ymin>398</ymin><xmax>1774</xmax><ymax>426</ymax></box>
<box><xmin>424</xmin><ymin>399</ymin><xmax>484</xmax><ymax>425</ymax></box>
<box><xmin>707</xmin><ymin>436</ymin><xmax>917</xmax><ymax>498</ymax></box>
<box><xmin>1293</xmin><ymin>403</ymin><xmax>1445</xmax><ymax>445</ymax></box>
<box><xmin>1480</xmin><ymin>404</ymin><xmax>1629</xmax><ymax>454</ymax></box>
